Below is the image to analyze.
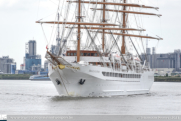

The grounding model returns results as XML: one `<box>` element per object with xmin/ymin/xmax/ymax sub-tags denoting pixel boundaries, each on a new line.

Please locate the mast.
<box><xmin>56</xmin><ymin>12</ymin><xmax>61</xmax><ymax>56</ymax></box>
<box><xmin>37</xmin><ymin>0</ymin><xmax>163</xmax><ymax>59</ymax></box>
<box><xmin>77</xmin><ymin>0</ymin><xmax>81</xmax><ymax>62</ymax></box>
<box><xmin>57</xmin><ymin>12</ymin><xmax>60</xmax><ymax>46</ymax></box>
<box><xmin>121</xmin><ymin>0</ymin><xmax>126</xmax><ymax>54</ymax></box>
<box><xmin>102</xmin><ymin>0</ymin><xmax>106</xmax><ymax>52</ymax></box>
<box><xmin>57</xmin><ymin>13</ymin><xmax>60</xmax><ymax>40</ymax></box>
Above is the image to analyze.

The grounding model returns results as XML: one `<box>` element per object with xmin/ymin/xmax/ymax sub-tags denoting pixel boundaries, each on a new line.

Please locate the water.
<box><xmin>0</xmin><ymin>80</ymin><xmax>181</xmax><ymax>115</ymax></box>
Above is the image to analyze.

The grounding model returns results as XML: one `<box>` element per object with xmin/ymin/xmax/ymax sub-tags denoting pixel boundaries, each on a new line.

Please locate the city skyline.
<box><xmin>0</xmin><ymin>0</ymin><xmax>180</xmax><ymax>69</ymax></box>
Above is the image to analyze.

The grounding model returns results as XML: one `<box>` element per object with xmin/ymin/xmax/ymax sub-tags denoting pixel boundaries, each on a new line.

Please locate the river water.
<box><xmin>0</xmin><ymin>80</ymin><xmax>180</xmax><ymax>115</ymax></box>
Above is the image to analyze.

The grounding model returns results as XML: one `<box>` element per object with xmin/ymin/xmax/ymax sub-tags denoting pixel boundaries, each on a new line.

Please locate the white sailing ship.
<box><xmin>36</xmin><ymin>0</ymin><xmax>162</xmax><ymax>97</ymax></box>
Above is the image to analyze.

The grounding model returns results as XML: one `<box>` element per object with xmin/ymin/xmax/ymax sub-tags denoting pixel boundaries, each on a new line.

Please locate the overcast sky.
<box><xmin>0</xmin><ymin>0</ymin><xmax>180</xmax><ymax>69</ymax></box>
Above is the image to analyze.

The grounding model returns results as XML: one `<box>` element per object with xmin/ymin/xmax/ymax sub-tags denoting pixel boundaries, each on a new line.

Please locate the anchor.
<box><xmin>79</xmin><ymin>79</ymin><xmax>86</xmax><ymax>85</ymax></box>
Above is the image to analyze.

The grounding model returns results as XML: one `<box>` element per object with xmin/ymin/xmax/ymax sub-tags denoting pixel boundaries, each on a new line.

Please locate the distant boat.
<box><xmin>29</xmin><ymin>74</ymin><xmax>50</xmax><ymax>81</ymax></box>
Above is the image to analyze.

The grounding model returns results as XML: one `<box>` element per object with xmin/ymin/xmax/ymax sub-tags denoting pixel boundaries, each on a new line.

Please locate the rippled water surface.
<box><xmin>0</xmin><ymin>80</ymin><xmax>181</xmax><ymax>115</ymax></box>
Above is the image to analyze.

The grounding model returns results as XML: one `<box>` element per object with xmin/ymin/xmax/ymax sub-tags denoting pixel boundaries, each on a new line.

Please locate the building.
<box><xmin>20</xmin><ymin>64</ymin><xmax>25</xmax><ymax>70</ymax></box>
<box><xmin>141</xmin><ymin>47</ymin><xmax>181</xmax><ymax>75</ymax></box>
<box><xmin>0</xmin><ymin>56</ymin><xmax>16</xmax><ymax>74</ymax></box>
<box><xmin>15</xmin><ymin>70</ymin><xmax>38</xmax><ymax>75</ymax></box>
<box><xmin>24</xmin><ymin>40</ymin><xmax>41</xmax><ymax>71</ymax></box>
<box><xmin>31</xmin><ymin>64</ymin><xmax>41</xmax><ymax>71</ymax></box>
<box><xmin>44</xmin><ymin>60</ymin><xmax>49</xmax><ymax>72</ymax></box>
<box><xmin>11</xmin><ymin>63</ymin><xmax>16</xmax><ymax>74</ymax></box>
<box><xmin>28</xmin><ymin>40</ymin><xmax>36</xmax><ymax>56</ymax></box>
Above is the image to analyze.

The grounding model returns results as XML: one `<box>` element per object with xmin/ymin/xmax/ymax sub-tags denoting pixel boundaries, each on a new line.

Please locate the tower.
<box><xmin>28</xmin><ymin>40</ymin><xmax>36</xmax><ymax>56</ymax></box>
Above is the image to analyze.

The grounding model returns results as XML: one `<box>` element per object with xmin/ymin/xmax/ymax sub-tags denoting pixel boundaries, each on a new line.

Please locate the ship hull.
<box><xmin>48</xmin><ymin>63</ymin><xmax>154</xmax><ymax>97</ymax></box>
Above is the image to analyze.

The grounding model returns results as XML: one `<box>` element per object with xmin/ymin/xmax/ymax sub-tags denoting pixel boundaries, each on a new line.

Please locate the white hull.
<box><xmin>48</xmin><ymin>63</ymin><xmax>154</xmax><ymax>97</ymax></box>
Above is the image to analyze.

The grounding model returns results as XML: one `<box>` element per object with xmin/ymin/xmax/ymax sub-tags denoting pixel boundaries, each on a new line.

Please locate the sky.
<box><xmin>0</xmin><ymin>0</ymin><xmax>180</xmax><ymax>69</ymax></box>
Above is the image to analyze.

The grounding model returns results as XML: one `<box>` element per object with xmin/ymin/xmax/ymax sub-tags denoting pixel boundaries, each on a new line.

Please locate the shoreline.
<box><xmin>155</xmin><ymin>77</ymin><xmax>181</xmax><ymax>82</ymax></box>
<box><xmin>0</xmin><ymin>74</ymin><xmax>32</xmax><ymax>80</ymax></box>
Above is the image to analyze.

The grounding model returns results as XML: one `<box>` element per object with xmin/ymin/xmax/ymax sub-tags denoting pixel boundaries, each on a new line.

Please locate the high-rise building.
<box><xmin>24</xmin><ymin>40</ymin><xmax>41</xmax><ymax>71</ymax></box>
<box><xmin>0</xmin><ymin>56</ymin><xmax>16</xmax><ymax>74</ymax></box>
<box><xmin>28</xmin><ymin>40</ymin><xmax>36</xmax><ymax>56</ymax></box>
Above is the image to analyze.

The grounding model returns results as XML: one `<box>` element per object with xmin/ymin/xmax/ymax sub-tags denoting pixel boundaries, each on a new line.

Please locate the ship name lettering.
<box><xmin>89</xmin><ymin>70</ymin><xmax>100</xmax><ymax>73</ymax></box>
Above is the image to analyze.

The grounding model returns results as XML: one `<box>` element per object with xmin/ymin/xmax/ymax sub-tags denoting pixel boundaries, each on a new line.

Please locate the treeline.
<box><xmin>155</xmin><ymin>76</ymin><xmax>181</xmax><ymax>82</ymax></box>
<box><xmin>0</xmin><ymin>74</ymin><xmax>32</xmax><ymax>80</ymax></box>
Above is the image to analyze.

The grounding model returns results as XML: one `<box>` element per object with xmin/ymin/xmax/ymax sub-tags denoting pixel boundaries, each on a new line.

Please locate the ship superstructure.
<box><xmin>36</xmin><ymin>0</ymin><xmax>162</xmax><ymax>97</ymax></box>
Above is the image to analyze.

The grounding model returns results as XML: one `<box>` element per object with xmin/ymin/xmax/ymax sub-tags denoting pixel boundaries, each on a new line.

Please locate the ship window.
<box><xmin>84</xmin><ymin>53</ymin><xmax>87</xmax><ymax>56</ymax></box>
<box><xmin>71</xmin><ymin>53</ymin><xmax>73</xmax><ymax>56</ymax></box>
<box><xmin>116</xmin><ymin>73</ymin><xmax>119</xmax><ymax>77</ymax></box>
<box><xmin>91</xmin><ymin>53</ymin><xmax>94</xmax><ymax>56</ymax></box>
<box><xmin>95</xmin><ymin>53</ymin><xmax>97</xmax><ymax>56</ymax></box>
<box><xmin>119</xmin><ymin>74</ymin><xmax>122</xmax><ymax>77</ymax></box>
<box><xmin>74</xmin><ymin>53</ymin><xmax>76</xmax><ymax>56</ymax></box>
<box><xmin>81</xmin><ymin>53</ymin><xmax>83</xmax><ymax>56</ymax></box>
<box><xmin>106</xmin><ymin>72</ymin><xmax>109</xmax><ymax>76</ymax></box>
<box><xmin>102</xmin><ymin>72</ymin><xmax>106</xmax><ymax>76</ymax></box>
<box><xmin>110</xmin><ymin>73</ymin><xmax>113</xmax><ymax>77</ymax></box>
<box><xmin>68</xmin><ymin>53</ymin><xmax>70</xmax><ymax>56</ymax></box>
<box><xmin>87</xmin><ymin>53</ymin><xmax>90</xmax><ymax>56</ymax></box>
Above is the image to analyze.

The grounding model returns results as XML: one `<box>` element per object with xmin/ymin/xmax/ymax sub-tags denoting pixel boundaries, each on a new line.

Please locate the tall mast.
<box><xmin>102</xmin><ymin>0</ymin><xmax>106</xmax><ymax>52</ymax></box>
<box><xmin>57</xmin><ymin>12</ymin><xmax>60</xmax><ymax>45</ymax></box>
<box><xmin>58</xmin><ymin>13</ymin><xmax>60</xmax><ymax>39</ymax></box>
<box><xmin>56</xmin><ymin>12</ymin><xmax>61</xmax><ymax>56</ymax></box>
<box><xmin>121</xmin><ymin>0</ymin><xmax>126</xmax><ymax>54</ymax></box>
<box><xmin>77</xmin><ymin>0</ymin><xmax>81</xmax><ymax>62</ymax></box>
